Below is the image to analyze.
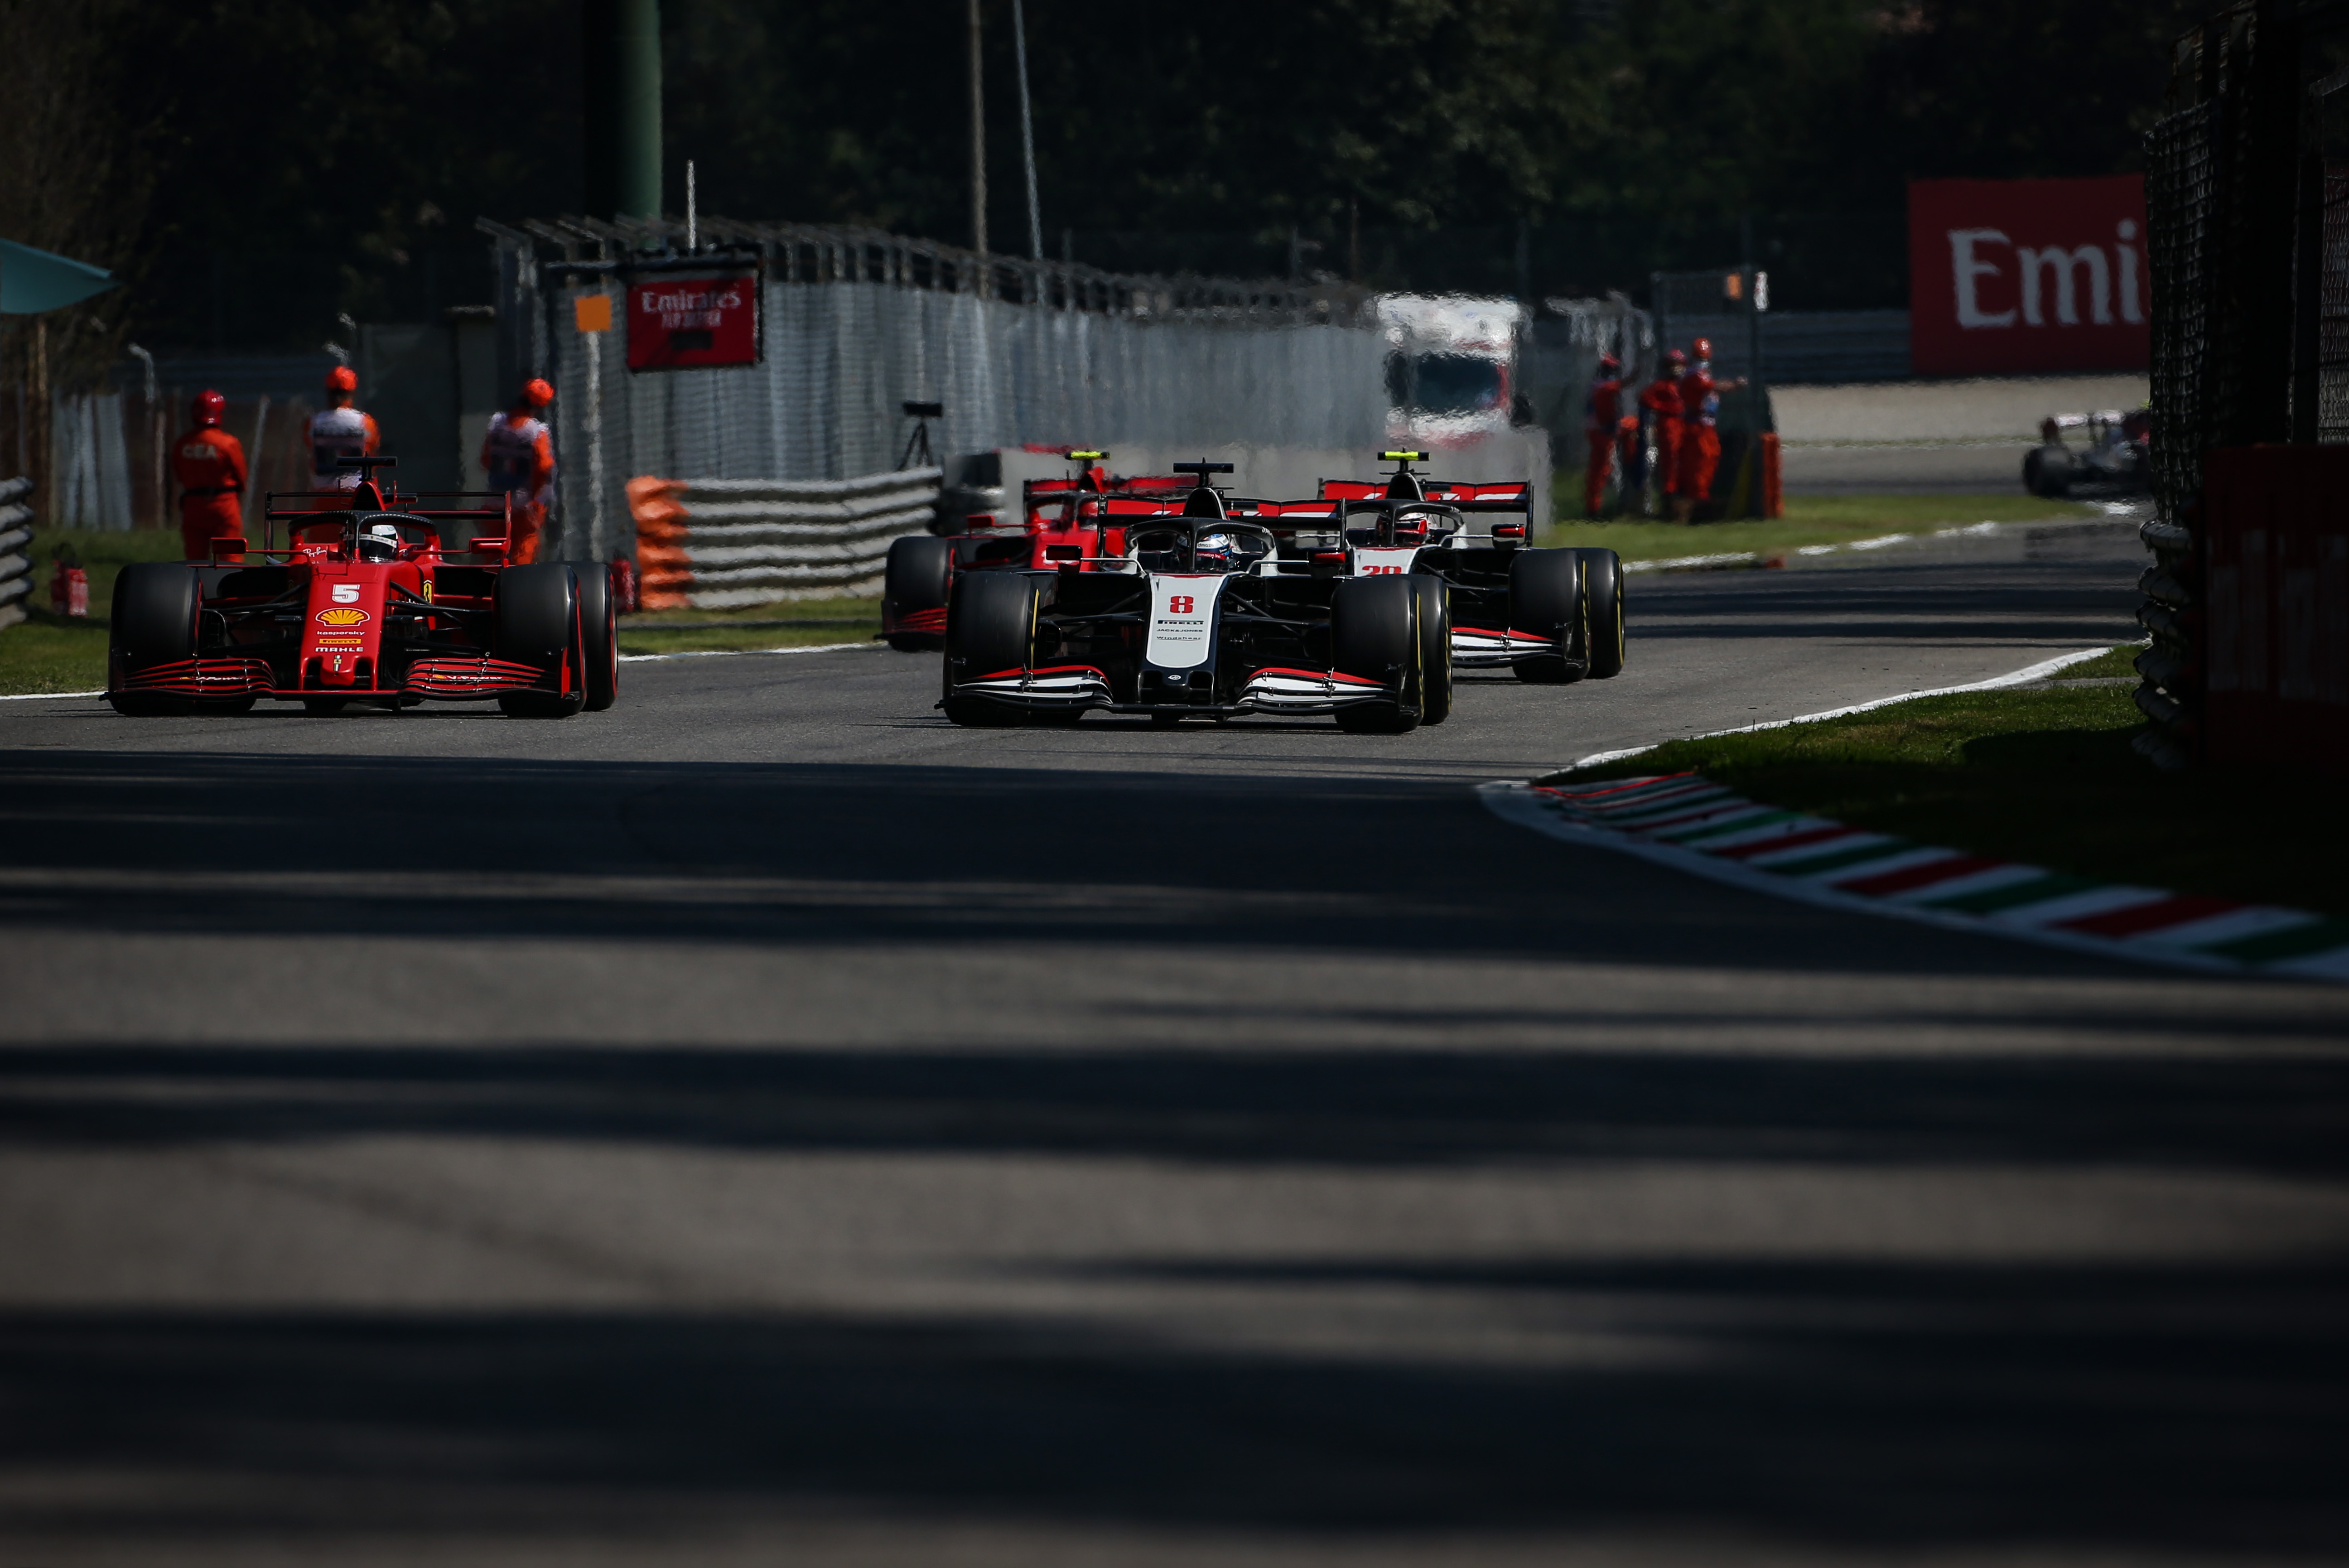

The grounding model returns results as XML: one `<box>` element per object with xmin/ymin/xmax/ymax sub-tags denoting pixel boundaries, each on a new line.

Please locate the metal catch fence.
<box><xmin>484</xmin><ymin>217</ymin><xmax>1391</xmax><ymax>566</ymax></box>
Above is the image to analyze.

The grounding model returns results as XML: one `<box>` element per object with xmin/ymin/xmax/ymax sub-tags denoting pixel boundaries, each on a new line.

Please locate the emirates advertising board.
<box><xmin>627</xmin><ymin>274</ymin><xmax>761</xmax><ymax>371</ymax></box>
<box><xmin>1907</xmin><ymin>177</ymin><xmax>2149</xmax><ymax>376</ymax></box>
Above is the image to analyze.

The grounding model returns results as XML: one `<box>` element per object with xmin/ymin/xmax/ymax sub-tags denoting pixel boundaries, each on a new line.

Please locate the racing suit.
<box><xmin>482</xmin><ymin>411</ymin><xmax>556</xmax><ymax>564</ymax></box>
<box><xmin>1582</xmin><ymin>370</ymin><xmax>1623</xmax><ymax>517</ymax></box>
<box><xmin>1675</xmin><ymin>364</ymin><xmax>1723</xmax><ymax>504</ymax></box>
<box><xmin>1638</xmin><ymin>373</ymin><xmax>1684</xmax><ymax>499</ymax></box>
<box><xmin>306</xmin><ymin>404</ymin><xmax>381</xmax><ymax>508</ymax></box>
<box><xmin>172</xmin><ymin>425</ymin><xmax>248</xmax><ymax>561</ymax></box>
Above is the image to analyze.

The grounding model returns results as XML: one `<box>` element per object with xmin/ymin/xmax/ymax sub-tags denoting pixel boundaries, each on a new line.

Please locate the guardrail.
<box><xmin>0</xmin><ymin>477</ymin><xmax>34</xmax><ymax>631</ymax></box>
<box><xmin>627</xmin><ymin>467</ymin><xmax>942</xmax><ymax>610</ymax></box>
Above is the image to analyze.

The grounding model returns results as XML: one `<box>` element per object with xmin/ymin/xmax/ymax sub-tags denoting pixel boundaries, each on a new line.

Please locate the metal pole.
<box><xmin>128</xmin><ymin>344</ymin><xmax>160</xmax><ymax>528</ymax></box>
<box><xmin>686</xmin><ymin>159</ymin><xmax>696</xmax><ymax>252</ymax></box>
<box><xmin>242</xmin><ymin>394</ymin><xmax>269</xmax><ymax>532</ymax></box>
<box><xmin>968</xmin><ymin>0</ymin><xmax>988</xmax><ymax>261</ymax></box>
<box><xmin>1012</xmin><ymin>0</ymin><xmax>1041</xmax><ymax>262</ymax></box>
<box><xmin>586</xmin><ymin>302</ymin><xmax>606</xmax><ymax>561</ymax></box>
<box><xmin>584</xmin><ymin>0</ymin><xmax>664</xmax><ymax>223</ymax></box>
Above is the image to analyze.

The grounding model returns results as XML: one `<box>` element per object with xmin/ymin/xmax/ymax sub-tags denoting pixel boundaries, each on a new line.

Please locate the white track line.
<box><xmin>0</xmin><ymin>689</ymin><xmax>103</xmax><ymax>701</ymax></box>
<box><xmin>1561</xmin><ymin>646</ymin><xmax>2118</xmax><ymax>771</ymax></box>
<box><xmin>618</xmin><ymin>640</ymin><xmax>884</xmax><ymax>664</ymax></box>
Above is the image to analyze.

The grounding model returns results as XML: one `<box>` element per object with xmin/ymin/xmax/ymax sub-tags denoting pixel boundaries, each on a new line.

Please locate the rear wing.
<box><xmin>1319</xmin><ymin>478</ymin><xmax>1530</xmax><ymax>505</ymax></box>
<box><xmin>257</xmin><ymin>490</ymin><xmax>516</xmax><ymax>554</ymax></box>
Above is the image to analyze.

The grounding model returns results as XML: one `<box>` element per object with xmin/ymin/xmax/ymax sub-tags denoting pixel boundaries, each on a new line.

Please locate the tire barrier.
<box><xmin>0</xmin><ymin>477</ymin><xmax>34</xmax><ymax>632</ymax></box>
<box><xmin>627</xmin><ymin>467</ymin><xmax>941</xmax><ymax>610</ymax></box>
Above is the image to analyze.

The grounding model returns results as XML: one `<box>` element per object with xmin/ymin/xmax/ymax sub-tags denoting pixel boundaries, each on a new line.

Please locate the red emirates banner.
<box><xmin>1908</xmin><ymin>178</ymin><xmax>2149</xmax><ymax>376</ymax></box>
<box><xmin>627</xmin><ymin>275</ymin><xmax>761</xmax><ymax>371</ymax></box>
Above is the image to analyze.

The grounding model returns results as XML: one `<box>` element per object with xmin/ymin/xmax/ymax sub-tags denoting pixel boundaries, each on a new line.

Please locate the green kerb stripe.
<box><xmin>1761</xmin><ymin>839</ymin><xmax>1915</xmax><ymax>877</ymax></box>
<box><xmin>2202</xmin><ymin>918</ymin><xmax>2349</xmax><ymax>963</ymax></box>
<box><xmin>1665</xmin><ymin>810</ymin><xmax>1801</xmax><ymax>845</ymax></box>
<box><xmin>1920</xmin><ymin>872</ymin><xmax>2101</xmax><ymax>914</ymax></box>
<box><xmin>1606</xmin><ymin>791</ymin><xmax>1739</xmax><ymax>825</ymax></box>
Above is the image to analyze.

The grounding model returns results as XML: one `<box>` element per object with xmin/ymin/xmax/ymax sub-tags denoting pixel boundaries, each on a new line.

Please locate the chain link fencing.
<box><xmin>484</xmin><ymin>218</ymin><xmax>1392</xmax><ymax>566</ymax></box>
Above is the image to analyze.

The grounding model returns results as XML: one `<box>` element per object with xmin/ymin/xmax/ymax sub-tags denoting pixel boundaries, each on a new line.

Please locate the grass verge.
<box><xmin>619</xmin><ymin>596</ymin><xmax>881</xmax><ymax>656</ymax></box>
<box><xmin>0</xmin><ymin>528</ymin><xmax>188</xmax><ymax>694</ymax></box>
<box><xmin>1559</xmin><ymin>665</ymin><xmax>2349</xmax><ymax>918</ymax></box>
<box><xmin>1541</xmin><ymin>487</ymin><xmax>2102</xmax><ymax>563</ymax></box>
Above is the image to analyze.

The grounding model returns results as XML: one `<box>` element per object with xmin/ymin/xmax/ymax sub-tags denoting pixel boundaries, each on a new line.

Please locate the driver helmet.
<box><xmin>1195</xmin><ymin>530</ymin><xmax>1239</xmax><ymax>570</ymax></box>
<box><xmin>359</xmin><ymin>521</ymin><xmax>402</xmax><ymax>560</ymax></box>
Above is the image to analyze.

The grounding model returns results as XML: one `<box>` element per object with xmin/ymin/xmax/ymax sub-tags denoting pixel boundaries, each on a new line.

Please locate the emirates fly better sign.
<box><xmin>627</xmin><ymin>274</ymin><xmax>761</xmax><ymax>371</ymax></box>
<box><xmin>1907</xmin><ymin>178</ymin><xmax>2149</xmax><ymax>376</ymax></box>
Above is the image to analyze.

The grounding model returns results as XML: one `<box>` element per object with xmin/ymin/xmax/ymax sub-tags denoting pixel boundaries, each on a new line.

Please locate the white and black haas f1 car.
<box><xmin>941</xmin><ymin>463</ymin><xmax>1450</xmax><ymax>732</ymax></box>
<box><xmin>106</xmin><ymin>457</ymin><xmax>617</xmax><ymax>718</ymax></box>
<box><xmin>1314</xmin><ymin>452</ymin><xmax>1624</xmax><ymax>685</ymax></box>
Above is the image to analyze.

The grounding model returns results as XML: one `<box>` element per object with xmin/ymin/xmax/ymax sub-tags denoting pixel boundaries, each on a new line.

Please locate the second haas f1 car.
<box><xmin>106</xmin><ymin>457</ymin><xmax>617</xmax><ymax>718</ymax></box>
<box><xmin>938</xmin><ymin>455</ymin><xmax>1624</xmax><ymax>732</ymax></box>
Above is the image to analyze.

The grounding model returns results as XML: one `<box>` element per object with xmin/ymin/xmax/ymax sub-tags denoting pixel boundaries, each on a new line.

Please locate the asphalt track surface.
<box><xmin>3</xmin><ymin>517</ymin><xmax>2345</xmax><ymax>1567</ymax></box>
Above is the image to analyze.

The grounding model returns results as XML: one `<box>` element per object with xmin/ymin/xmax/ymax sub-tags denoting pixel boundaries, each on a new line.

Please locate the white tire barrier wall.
<box><xmin>0</xmin><ymin>477</ymin><xmax>35</xmax><ymax>632</ymax></box>
<box><xmin>629</xmin><ymin>467</ymin><xmax>941</xmax><ymax>610</ymax></box>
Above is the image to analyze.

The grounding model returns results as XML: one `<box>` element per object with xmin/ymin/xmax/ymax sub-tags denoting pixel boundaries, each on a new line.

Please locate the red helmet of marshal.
<box><xmin>1691</xmin><ymin>337</ymin><xmax>1714</xmax><ymax>359</ymax></box>
<box><xmin>1663</xmin><ymin>347</ymin><xmax>1688</xmax><ymax>368</ymax></box>
<box><xmin>520</xmin><ymin>378</ymin><xmax>555</xmax><ymax>409</ymax></box>
<box><xmin>192</xmin><ymin>389</ymin><xmax>227</xmax><ymax>427</ymax></box>
<box><xmin>326</xmin><ymin>365</ymin><xmax>359</xmax><ymax>393</ymax></box>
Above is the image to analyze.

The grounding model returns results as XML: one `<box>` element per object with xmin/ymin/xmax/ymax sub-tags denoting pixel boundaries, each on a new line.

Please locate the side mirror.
<box><xmin>207</xmin><ymin>537</ymin><xmax>249</xmax><ymax>560</ymax></box>
<box><xmin>468</xmin><ymin>538</ymin><xmax>509</xmax><ymax>557</ymax></box>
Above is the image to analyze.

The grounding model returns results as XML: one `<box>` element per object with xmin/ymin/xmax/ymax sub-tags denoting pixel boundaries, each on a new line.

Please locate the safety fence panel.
<box><xmin>548</xmin><ymin>277</ymin><xmax>1386</xmax><ymax>564</ymax></box>
<box><xmin>0</xmin><ymin>477</ymin><xmax>33</xmax><ymax>630</ymax></box>
<box><xmin>627</xmin><ymin>467</ymin><xmax>941</xmax><ymax>609</ymax></box>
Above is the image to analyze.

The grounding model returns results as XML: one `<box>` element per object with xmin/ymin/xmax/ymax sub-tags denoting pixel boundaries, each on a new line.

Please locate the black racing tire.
<box><xmin>1330</xmin><ymin>574</ymin><xmax>1420</xmax><ymax>733</ymax></box>
<box><xmin>495</xmin><ymin>563</ymin><xmax>579</xmax><ymax>665</ymax></box>
<box><xmin>943</xmin><ymin>570</ymin><xmax>1042</xmax><ymax>728</ymax></box>
<box><xmin>1408</xmin><ymin>574</ymin><xmax>1452</xmax><ymax>724</ymax></box>
<box><xmin>111</xmin><ymin>561</ymin><xmax>199</xmax><ymax>664</ymax></box>
<box><xmin>577</xmin><ymin>564</ymin><xmax>618</xmax><ymax>711</ymax></box>
<box><xmin>1561</xmin><ymin>547</ymin><xmax>1625</xmax><ymax>679</ymax></box>
<box><xmin>106</xmin><ymin>563</ymin><xmax>201</xmax><ymax>716</ymax></box>
<box><xmin>1508</xmin><ymin>549</ymin><xmax>1585</xmax><ymax>685</ymax></box>
<box><xmin>2026</xmin><ymin>444</ymin><xmax>2074</xmax><ymax>498</ymax></box>
<box><xmin>884</xmin><ymin>536</ymin><xmax>955</xmax><ymax>651</ymax></box>
<box><xmin>494</xmin><ymin>563</ymin><xmax>585</xmax><ymax>717</ymax></box>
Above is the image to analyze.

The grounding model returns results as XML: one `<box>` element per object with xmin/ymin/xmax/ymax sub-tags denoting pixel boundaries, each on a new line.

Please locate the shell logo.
<box><xmin>316</xmin><ymin>607</ymin><xmax>370</xmax><ymax>627</ymax></box>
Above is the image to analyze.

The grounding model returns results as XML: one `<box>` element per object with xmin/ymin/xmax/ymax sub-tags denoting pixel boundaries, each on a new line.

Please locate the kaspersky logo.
<box><xmin>316</xmin><ymin>607</ymin><xmax>369</xmax><ymax>627</ymax></box>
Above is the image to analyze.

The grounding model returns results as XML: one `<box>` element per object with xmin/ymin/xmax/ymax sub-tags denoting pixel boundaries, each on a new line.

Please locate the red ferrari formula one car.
<box><xmin>107</xmin><ymin>458</ymin><xmax>617</xmax><ymax>718</ymax></box>
<box><xmin>880</xmin><ymin>449</ymin><xmax>1193</xmax><ymax>651</ymax></box>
